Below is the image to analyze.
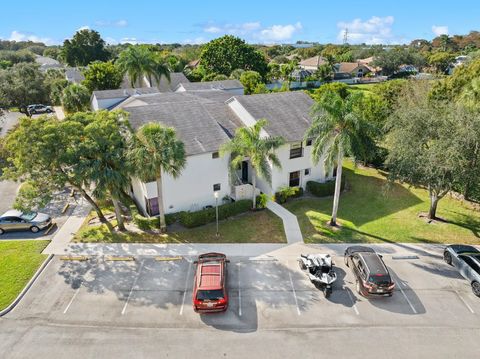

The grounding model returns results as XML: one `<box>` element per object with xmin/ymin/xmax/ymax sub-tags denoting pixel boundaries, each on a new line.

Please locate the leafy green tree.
<box><xmin>82</xmin><ymin>61</ymin><xmax>123</xmax><ymax>91</ymax></box>
<box><xmin>43</xmin><ymin>47</ymin><xmax>61</xmax><ymax>60</ymax></box>
<box><xmin>306</xmin><ymin>91</ymin><xmax>374</xmax><ymax>226</ymax></box>
<box><xmin>0</xmin><ymin>63</ymin><xmax>48</xmax><ymax>115</ymax></box>
<box><xmin>13</xmin><ymin>180</ymin><xmax>52</xmax><ymax>213</ymax></box>
<box><xmin>240</xmin><ymin>70</ymin><xmax>263</xmax><ymax>95</ymax></box>
<box><xmin>372</xmin><ymin>48</ymin><xmax>426</xmax><ymax>76</ymax></box>
<box><xmin>221</xmin><ymin>119</ymin><xmax>285</xmax><ymax>209</ymax></box>
<box><xmin>371</xmin><ymin>79</ymin><xmax>408</xmax><ymax>114</ymax></box>
<box><xmin>61</xmin><ymin>83</ymin><xmax>90</xmax><ymax>113</ymax></box>
<box><xmin>0</xmin><ymin>50</ymin><xmax>35</xmax><ymax>65</ymax></box>
<box><xmin>200</xmin><ymin>35</ymin><xmax>268</xmax><ymax>77</ymax></box>
<box><xmin>212</xmin><ymin>74</ymin><xmax>229</xmax><ymax>80</ymax></box>
<box><xmin>61</xmin><ymin>29</ymin><xmax>110</xmax><ymax>66</ymax></box>
<box><xmin>386</xmin><ymin>84</ymin><xmax>463</xmax><ymax>220</ymax></box>
<box><xmin>44</xmin><ymin>68</ymin><xmax>68</xmax><ymax>105</ymax></box>
<box><xmin>315</xmin><ymin>63</ymin><xmax>334</xmax><ymax>82</ymax></box>
<box><xmin>116</xmin><ymin>45</ymin><xmax>170</xmax><ymax>87</ymax></box>
<box><xmin>128</xmin><ymin>123</ymin><xmax>186</xmax><ymax>232</ymax></box>
<box><xmin>428</xmin><ymin>52</ymin><xmax>455</xmax><ymax>74</ymax></box>
<box><xmin>229</xmin><ymin>68</ymin><xmax>245</xmax><ymax>80</ymax></box>
<box><xmin>74</xmin><ymin>111</ymin><xmax>134</xmax><ymax>230</ymax></box>
<box><xmin>266</xmin><ymin>63</ymin><xmax>280</xmax><ymax>82</ymax></box>
<box><xmin>312</xmin><ymin>82</ymin><xmax>349</xmax><ymax>101</ymax></box>
<box><xmin>2</xmin><ymin>116</ymin><xmax>107</xmax><ymax>222</ymax></box>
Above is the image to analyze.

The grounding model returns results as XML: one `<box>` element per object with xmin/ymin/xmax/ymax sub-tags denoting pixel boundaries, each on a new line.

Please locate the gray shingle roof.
<box><xmin>124</xmin><ymin>102</ymin><xmax>231</xmax><ymax>156</ymax></box>
<box><xmin>65</xmin><ymin>68</ymin><xmax>85</xmax><ymax>83</ymax></box>
<box><xmin>93</xmin><ymin>87</ymin><xmax>161</xmax><ymax>100</ymax></box>
<box><xmin>176</xmin><ymin>79</ymin><xmax>243</xmax><ymax>91</ymax></box>
<box><xmin>231</xmin><ymin>92</ymin><xmax>314</xmax><ymax>142</ymax></box>
<box><xmin>151</xmin><ymin>72</ymin><xmax>190</xmax><ymax>92</ymax></box>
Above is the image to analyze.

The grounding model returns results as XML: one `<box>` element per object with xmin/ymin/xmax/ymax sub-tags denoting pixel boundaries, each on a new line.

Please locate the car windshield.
<box><xmin>369</xmin><ymin>274</ymin><xmax>391</xmax><ymax>285</ymax></box>
<box><xmin>20</xmin><ymin>212</ymin><xmax>37</xmax><ymax>221</ymax></box>
<box><xmin>196</xmin><ymin>289</ymin><xmax>224</xmax><ymax>301</ymax></box>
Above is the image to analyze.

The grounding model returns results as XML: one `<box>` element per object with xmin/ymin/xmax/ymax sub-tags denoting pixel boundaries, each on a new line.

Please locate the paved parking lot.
<box><xmin>2</xmin><ymin>252</ymin><xmax>480</xmax><ymax>358</ymax></box>
<box><xmin>8</xmin><ymin>253</ymin><xmax>480</xmax><ymax>328</ymax></box>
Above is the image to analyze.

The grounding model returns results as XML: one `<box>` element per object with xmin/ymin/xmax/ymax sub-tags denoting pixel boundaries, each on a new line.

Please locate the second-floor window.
<box><xmin>290</xmin><ymin>142</ymin><xmax>303</xmax><ymax>159</ymax></box>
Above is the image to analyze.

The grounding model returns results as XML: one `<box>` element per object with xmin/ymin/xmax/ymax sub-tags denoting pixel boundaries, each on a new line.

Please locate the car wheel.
<box><xmin>0</xmin><ymin>228</ymin><xmax>4</xmax><ymax>235</ymax></box>
<box><xmin>443</xmin><ymin>251</ymin><xmax>453</xmax><ymax>265</ymax></box>
<box><xmin>30</xmin><ymin>226</ymin><xmax>40</xmax><ymax>233</ymax></box>
<box><xmin>472</xmin><ymin>282</ymin><xmax>480</xmax><ymax>297</ymax></box>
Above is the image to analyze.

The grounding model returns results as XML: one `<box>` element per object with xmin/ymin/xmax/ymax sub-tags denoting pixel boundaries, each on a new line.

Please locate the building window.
<box><xmin>212</xmin><ymin>151</ymin><xmax>219</xmax><ymax>159</ymax></box>
<box><xmin>289</xmin><ymin>171</ymin><xmax>300</xmax><ymax>187</ymax></box>
<box><xmin>306</xmin><ymin>139</ymin><xmax>312</xmax><ymax>146</ymax></box>
<box><xmin>146</xmin><ymin>197</ymin><xmax>159</xmax><ymax>216</ymax></box>
<box><xmin>305</xmin><ymin>168</ymin><xmax>310</xmax><ymax>176</ymax></box>
<box><xmin>289</xmin><ymin>142</ymin><xmax>303</xmax><ymax>159</ymax></box>
<box><xmin>213</xmin><ymin>183</ymin><xmax>221</xmax><ymax>191</ymax></box>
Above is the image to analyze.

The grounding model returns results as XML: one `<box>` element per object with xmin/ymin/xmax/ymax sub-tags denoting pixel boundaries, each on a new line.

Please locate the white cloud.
<box><xmin>77</xmin><ymin>25</ymin><xmax>90</xmax><ymax>31</ymax></box>
<box><xmin>182</xmin><ymin>37</ymin><xmax>207</xmax><ymax>45</ymax></box>
<box><xmin>201</xmin><ymin>21</ymin><xmax>300</xmax><ymax>43</ymax></box>
<box><xmin>8</xmin><ymin>30</ymin><xmax>56</xmax><ymax>45</ymax></box>
<box><xmin>258</xmin><ymin>22</ymin><xmax>302</xmax><ymax>42</ymax></box>
<box><xmin>120</xmin><ymin>37</ymin><xmax>138</xmax><ymax>44</ymax></box>
<box><xmin>95</xmin><ymin>19</ymin><xmax>128</xmax><ymax>28</ymax></box>
<box><xmin>432</xmin><ymin>25</ymin><xmax>448</xmax><ymax>36</ymax></box>
<box><xmin>337</xmin><ymin>16</ymin><xmax>400</xmax><ymax>44</ymax></box>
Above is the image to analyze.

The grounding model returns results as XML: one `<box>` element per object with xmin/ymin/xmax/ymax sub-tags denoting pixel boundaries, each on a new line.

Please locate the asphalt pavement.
<box><xmin>1</xmin><ymin>253</ymin><xmax>479</xmax><ymax>358</ymax></box>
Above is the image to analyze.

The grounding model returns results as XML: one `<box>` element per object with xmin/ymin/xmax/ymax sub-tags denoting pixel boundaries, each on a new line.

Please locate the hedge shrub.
<box><xmin>179</xmin><ymin>200</ymin><xmax>252</xmax><ymax>228</ymax></box>
<box><xmin>130</xmin><ymin>204</ymin><xmax>180</xmax><ymax>230</ymax></box>
<box><xmin>306</xmin><ymin>178</ymin><xmax>345</xmax><ymax>197</ymax></box>
<box><xmin>274</xmin><ymin>186</ymin><xmax>304</xmax><ymax>203</ymax></box>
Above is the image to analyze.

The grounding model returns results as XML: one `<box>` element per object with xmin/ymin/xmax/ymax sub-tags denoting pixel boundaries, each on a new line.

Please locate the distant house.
<box><xmin>149</xmin><ymin>72</ymin><xmax>190</xmax><ymax>92</ymax></box>
<box><xmin>299</xmin><ymin>56</ymin><xmax>327</xmax><ymax>71</ymax></box>
<box><xmin>186</xmin><ymin>59</ymin><xmax>200</xmax><ymax>69</ymax></box>
<box><xmin>290</xmin><ymin>68</ymin><xmax>314</xmax><ymax>82</ymax></box>
<box><xmin>175</xmin><ymin>79</ymin><xmax>244</xmax><ymax>95</ymax></box>
<box><xmin>91</xmin><ymin>87</ymin><xmax>162</xmax><ymax>111</ymax></box>
<box><xmin>333</xmin><ymin>62</ymin><xmax>372</xmax><ymax>79</ymax></box>
<box><xmin>447</xmin><ymin>55</ymin><xmax>470</xmax><ymax>75</ymax></box>
<box><xmin>65</xmin><ymin>68</ymin><xmax>85</xmax><ymax>83</ymax></box>
<box><xmin>34</xmin><ymin>55</ymin><xmax>63</xmax><ymax>72</ymax></box>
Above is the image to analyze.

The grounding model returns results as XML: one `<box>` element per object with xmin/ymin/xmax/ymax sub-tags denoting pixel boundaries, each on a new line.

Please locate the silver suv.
<box><xmin>0</xmin><ymin>210</ymin><xmax>52</xmax><ymax>235</ymax></box>
<box><xmin>27</xmin><ymin>104</ymin><xmax>53</xmax><ymax>115</ymax></box>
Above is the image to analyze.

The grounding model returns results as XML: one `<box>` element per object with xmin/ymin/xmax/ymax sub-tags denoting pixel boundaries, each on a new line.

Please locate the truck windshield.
<box><xmin>196</xmin><ymin>290</ymin><xmax>224</xmax><ymax>301</ymax></box>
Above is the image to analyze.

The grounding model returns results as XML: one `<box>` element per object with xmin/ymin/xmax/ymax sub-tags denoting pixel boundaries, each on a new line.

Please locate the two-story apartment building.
<box><xmin>92</xmin><ymin>82</ymin><xmax>330</xmax><ymax>217</ymax></box>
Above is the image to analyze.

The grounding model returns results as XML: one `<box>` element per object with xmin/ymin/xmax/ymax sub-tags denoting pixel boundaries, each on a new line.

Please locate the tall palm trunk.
<box><xmin>252</xmin><ymin>169</ymin><xmax>257</xmax><ymax>209</ymax></box>
<box><xmin>156</xmin><ymin>170</ymin><xmax>167</xmax><ymax>232</ymax></box>
<box><xmin>112</xmin><ymin>197</ymin><xmax>125</xmax><ymax>231</ymax></box>
<box><xmin>330</xmin><ymin>151</ymin><xmax>343</xmax><ymax>226</ymax></box>
<box><xmin>76</xmin><ymin>186</ymin><xmax>107</xmax><ymax>223</ymax></box>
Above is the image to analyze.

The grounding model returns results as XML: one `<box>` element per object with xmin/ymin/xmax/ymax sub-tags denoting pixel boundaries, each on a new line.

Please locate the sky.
<box><xmin>0</xmin><ymin>0</ymin><xmax>478</xmax><ymax>46</ymax></box>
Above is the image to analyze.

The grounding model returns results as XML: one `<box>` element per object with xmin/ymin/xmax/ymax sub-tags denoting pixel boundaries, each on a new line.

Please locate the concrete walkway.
<box><xmin>42</xmin><ymin>198</ymin><xmax>91</xmax><ymax>255</ymax></box>
<box><xmin>266</xmin><ymin>200</ymin><xmax>303</xmax><ymax>243</ymax></box>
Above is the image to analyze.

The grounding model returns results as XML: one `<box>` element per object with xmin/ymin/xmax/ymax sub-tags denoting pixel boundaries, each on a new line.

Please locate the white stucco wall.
<box><xmin>133</xmin><ymin>151</ymin><xmax>231</xmax><ymax>214</ymax></box>
<box><xmin>270</xmin><ymin>142</ymin><xmax>327</xmax><ymax>194</ymax></box>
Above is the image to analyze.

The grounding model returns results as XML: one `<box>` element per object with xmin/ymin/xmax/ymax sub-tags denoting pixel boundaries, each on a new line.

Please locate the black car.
<box><xmin>344</xmin><ymin>246</ymin><xmax>395</xmax><ymax>297</ymax></box>
<box><xmin>444</xmin><ymin>245</ymin><xmax>480</xmax><ymax>297</ymax></box>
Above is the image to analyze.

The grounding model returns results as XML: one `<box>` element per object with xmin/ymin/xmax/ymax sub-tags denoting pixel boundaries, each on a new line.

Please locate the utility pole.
<box><xmin>343</xmin><ymin>28</ymin><xmax>348</xmax><ymax>45</ymax></box>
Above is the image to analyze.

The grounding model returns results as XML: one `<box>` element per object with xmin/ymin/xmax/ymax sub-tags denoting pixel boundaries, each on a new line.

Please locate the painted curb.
<box><xmin>0</xmin><ymin>253</ymin><xmax>54</xmax><ymax>317</ymax></box>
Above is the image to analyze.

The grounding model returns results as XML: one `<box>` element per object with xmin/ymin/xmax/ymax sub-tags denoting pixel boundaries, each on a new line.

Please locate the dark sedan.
<box><xmin>444</xmin><ymin>245</ymin><xmax>480</xmax><ymax>297</ymax></box>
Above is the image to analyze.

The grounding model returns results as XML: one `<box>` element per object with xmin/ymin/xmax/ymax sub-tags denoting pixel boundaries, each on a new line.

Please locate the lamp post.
<box><xmin>214</xmin><ymin>191</ymin><xmax>219</xmax><ymax>237</ymax></box>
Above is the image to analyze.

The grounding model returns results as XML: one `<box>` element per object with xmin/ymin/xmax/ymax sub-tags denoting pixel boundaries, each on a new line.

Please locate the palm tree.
<box><xmin>221</xmin><ymin>119</ymin><xmax>285</xmax><ymax>209</ymax></box>
<box><xmin>306</xmin><ymin>91</ymin><xmax>372</xmax><ymax>226</ymax></box>
<box><xmin>116</xmin><ymin>45</ymin><xmax>170</xmax><ymax>87</ymax></box>
<box><xmin>128</xmin><ymin>123</ymin><xmax>186</xmax><ymax>232</ymax></box>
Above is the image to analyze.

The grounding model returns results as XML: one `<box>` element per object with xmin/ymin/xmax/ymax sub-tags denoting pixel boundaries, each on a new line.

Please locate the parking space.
<box><xmin>8</xmin><ymin>253</ymin><xmax>480</xmax><ymax>332</ymax></box>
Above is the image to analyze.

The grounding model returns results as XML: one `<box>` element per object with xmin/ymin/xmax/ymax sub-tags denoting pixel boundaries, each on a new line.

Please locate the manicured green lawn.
<box><xmin>0</xmin><ymin>240</ymin><xmax>49</xmax><ymax>311</ymax></box>
<box><xmin>285</xmin><ymin>161</ymin><xmax>480</xmax><ymax>244</ymax></box>
<box><xmin>74</xmin><ymin>209</ymin><xmax>286</xmax><ymax>244</ymax></box>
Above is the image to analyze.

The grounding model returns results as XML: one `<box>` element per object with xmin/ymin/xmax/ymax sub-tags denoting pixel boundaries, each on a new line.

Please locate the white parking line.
<box><xmin>63</xmin><ymin>286</ymin><xmax>81</xmax><ymax>314</ymax></box>
<box><xmin>121</xmin><ymin>260</ymin><xmax>145</xmax><ymax>315</ymax></box>
<box><xmin>345</xmin><ymin>289</ymin><xmax>360</xmax><ymax>315</ymax></box>
<box><xmin>288</xmin><ymin>271</ymin><xmax>301</xmax><ymax>316</ymax></box>
<box><xmin>238</xmin><ymin>262</ymin><xmax>242</xmax><ymax>317</ymax></box>
<box><xmin>179</xmin><ymin>261</ymin><xmax>192</xmax><ymax>315</ymax></box>
<box><xmin>393</xmin><ymin>276</ymin><xmax>417</xmax><ymax>314</ymax></box>
<box><xmin>454</xmin><ymin>289</ymin><xmax>475</xmax><ymax>314</ymax></box>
